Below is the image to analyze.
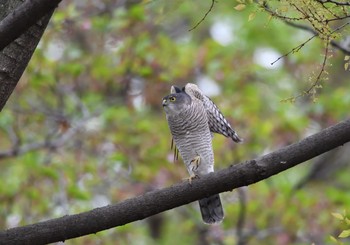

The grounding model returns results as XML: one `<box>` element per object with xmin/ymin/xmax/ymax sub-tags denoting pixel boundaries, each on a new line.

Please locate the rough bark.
<box><xmin>0</xmin><ymin>0</ymin><xmax>61</xmax><ymax>51</ymax></box>
<box><xmin>0</xmin><ymin>118</ymin><xmax>349</xmax><ymax>245</ymax></box>
<box><xmin>0</xmin><ymin>0</ymin><xmax>59</xmax><ymax>111</ymax></box>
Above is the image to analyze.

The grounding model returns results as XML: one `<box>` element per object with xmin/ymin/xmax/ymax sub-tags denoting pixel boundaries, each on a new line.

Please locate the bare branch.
<box><xmin>284</xmin><ymin>21</ymin><xmax>350</xmax><ymax>55</ymax></box>
<box><xmin>271</xmin><ymin>33</ymin><xmax>318</xmax><ymax>66</ymax></box>
<box><xmin>280</xmin><ymin>21</ymin><xmax>350</xmax><ymax>101</ymax></box>
<box><xmin>258</xmin><ymin>1</ymin><xmax>306</xmax><ymax>21</ymax></box>
<box><xmin>1</xmin><ymin>119</ymin><xmax>350</xmax><ymax>244</ymax></box>
<box><xmin>314</xmin><ymin>0</ymin><xmax>350</xmax><ymax>6</ymax></box>
<box><xmin>189</xmin><ymin>0</ymin><xmax>216</xmax><ymax>31</ymax></box>
<box><xmin>0</xmin><ymin>117</ymin><xmax>89</xmax><ymax>159</ymax></box>
<box><xmin>257</xmin><ymin>1</ymin><xmax>350</xmax><ymax>55</ymax></box>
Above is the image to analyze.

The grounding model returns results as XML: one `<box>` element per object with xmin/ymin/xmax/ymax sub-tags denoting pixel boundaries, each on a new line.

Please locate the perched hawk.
<box><xmin>162</xmin><ymin>83</ymin><xmax>242</xmax><ymax>224</ymax></box>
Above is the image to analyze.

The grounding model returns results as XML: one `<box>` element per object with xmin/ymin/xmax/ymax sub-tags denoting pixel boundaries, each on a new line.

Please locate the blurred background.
<box><xmin>0</xmin><ymin>0</ymin><xmax>349</xmax><ymax>244</ymax></box>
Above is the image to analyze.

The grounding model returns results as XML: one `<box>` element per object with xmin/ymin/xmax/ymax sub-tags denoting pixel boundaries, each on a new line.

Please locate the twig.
<box><xmin>280</xmin><ymin>21</ymin><xmax>350</xmax><ymax>101</ymax></box>
<box><xmin>325</xmin><ymin>14</ymin><xmax>350</xmax><ymax>23</ymax></box>
<box><xmin>0</xmin><ymin>117</ymin><xmax>89</xmax><ymax>160</ymax></box>
<box><xmin>314</xmin><ymin>0</ymin><xmax>350</xmax><ymax>6</ymax></box>
<box><xmin>284</xmin><ymin>21</ymin><xmax>350</xmax><ymax>55</ymax></box>
<box><xmin>271</xmin><ymin>21</ymin><xmax>350</xmax><ymax>98</ymax></box>
<box><xmin>189</xmin><ymin>0</ymin><xmax>216</xmax><ymax>31</ymax></box>
<box><xmin>258</xmin><ymin>0</ymin><xmax>350</xmax><ymax>55</ymax></box>
<box><xmin>257</xmin><ymin>1</ymin><xmax>306</xmax><ymax>21</ymax></box>
<box><xmin>315</xmin><ymin>0</ymin><xmax>341</xmax><ymax>19</ymax></box>
<box><xmin>271</xmin><ymin>33</ymin><xmax>318</xmax><ymax>66</ymax></box>
<box><xmin>306</xmin><ymin>22</ymin><xmax>350</xmax><ymax>91</ymax></box>
<box><xmin>305</xmin><ymin>38</ymin><xmax>330</xmax><ymax>97</ymax></box>
<box><xmin>280</xmin><ymin>40</ymin><xmax>330</xmax><ymax>102</ymax></box>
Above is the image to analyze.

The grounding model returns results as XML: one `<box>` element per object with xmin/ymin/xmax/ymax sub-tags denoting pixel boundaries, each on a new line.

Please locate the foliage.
<box><xmin>0</xmin><ymin>0</ymin><xmax>350</xmax><ymax>244</ymax></box>
<box><xmin>235</xmin><ymin>0</ymin><xmax>350</xmax><ymax>100</ymax></box>
<box><xmin>330</xmin><ymin>210</ymin><xmax>350</xmax><ymax>244</ymax></box>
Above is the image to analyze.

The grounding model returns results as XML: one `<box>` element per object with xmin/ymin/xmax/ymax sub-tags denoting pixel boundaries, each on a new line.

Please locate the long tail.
<box><xmin>198</xmin><ymin>194</ymin><xmax>224</xmax><ymax>224</ymax></box>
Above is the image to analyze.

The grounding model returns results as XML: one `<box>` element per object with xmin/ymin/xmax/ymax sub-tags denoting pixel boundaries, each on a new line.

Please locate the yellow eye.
<box><xmin>169</xmin><ymin>96</ymin><xmax>176</xmax><ymax>102</ymax></box>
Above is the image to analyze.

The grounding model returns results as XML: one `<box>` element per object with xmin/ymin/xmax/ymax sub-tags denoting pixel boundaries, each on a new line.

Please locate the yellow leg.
<box><xmin>183</xmin><ymin>156</ymin><xmax>201</xmax><ymax>184</ymax></box>
<box><xmin>190</xmin><ymin>156</ymin><xmax>201</xmax><ymax>171</ymax></box>
<box><xmin>183</xmin><ymin>173</ymin><xmax>199</xmax><ymax>185</ymax></box>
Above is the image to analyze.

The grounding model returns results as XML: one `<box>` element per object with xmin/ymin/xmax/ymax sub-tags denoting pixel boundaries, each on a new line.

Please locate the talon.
<box><xmin>190</xmin><ymin>156</ymin><xmax>201</xmax><ymax>171</ymax></box>
<box><xmin>183</xmin><ymin>173</ymin><xmax>199</xmax><ymax>185</ymax></box>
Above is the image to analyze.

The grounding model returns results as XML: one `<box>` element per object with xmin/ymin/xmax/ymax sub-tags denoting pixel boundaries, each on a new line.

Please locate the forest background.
<box><xmin>0</xmin><ymin>0</ymin><xmax>350</xmax><ymax>244</ymax></box>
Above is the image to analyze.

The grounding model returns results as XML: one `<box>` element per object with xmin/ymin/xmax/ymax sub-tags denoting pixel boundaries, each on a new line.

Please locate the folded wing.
<box><xmin>183</xmin><ymin>83</ymin><xmax>243</xmax><ymax>143</ymax></box>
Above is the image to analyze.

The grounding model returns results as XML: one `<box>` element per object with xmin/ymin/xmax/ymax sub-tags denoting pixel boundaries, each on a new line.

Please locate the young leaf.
<box><xmin>234</xmin><ymin>4</ymin><xmax>246</xmax><ymax>11</ymax></box>
<box><xmin>339</xmin><ymin>229</ymin><xmax>350</xmax><ymax>238</ymax></box>
<box><xmin>248</xmin><ymin>12</ymin><xmax>256</xmax><ymax>21</ymax></box>
<box><xmin>332</xmin><ymin>212</ymin><xmax>344</xmax><ymax>220</ymax></box>
<box><xmin>345</xmin><ymin>217</ymin><xmax>350</xmax><ymax>225</ymax></box>
<box><xmin>329</xmin><ymin>236</ymin><xmax>338</xmax><ymax>244</ymax></box>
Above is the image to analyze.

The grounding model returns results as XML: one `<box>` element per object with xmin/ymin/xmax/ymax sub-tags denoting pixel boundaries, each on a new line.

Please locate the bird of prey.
<box><xmin>162</xmin><ymin>83</ymin><xmax>242</xmax><ymax>224</ymax></box>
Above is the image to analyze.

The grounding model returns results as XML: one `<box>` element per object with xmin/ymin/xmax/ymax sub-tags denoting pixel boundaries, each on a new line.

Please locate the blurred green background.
<box><xmin>0</xmin><ymin>1</ymin><xmax>349</xmax><ymax>244</ymax></box>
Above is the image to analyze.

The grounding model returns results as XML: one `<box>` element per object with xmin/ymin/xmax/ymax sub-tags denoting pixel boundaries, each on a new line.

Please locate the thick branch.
<box><xmin>0</xmin><ymin>0</ymin><xmax>56</xmax><ymax>111</ymax></box>
<box><xmin>0</xmin><ymin>0</ymin><xmax>62</xmax><ymax>51</ymax></box>
<box><xmin>1</xmin><ymin>118</ymin><xmax>350</xmax><ymax>244</ymax></box>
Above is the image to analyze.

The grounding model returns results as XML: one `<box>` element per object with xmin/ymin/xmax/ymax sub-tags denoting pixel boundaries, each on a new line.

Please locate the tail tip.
<box><xmin>202</xmin><ymin>215</ymin><xmax>224</xmax><ymax>225</ymax></box>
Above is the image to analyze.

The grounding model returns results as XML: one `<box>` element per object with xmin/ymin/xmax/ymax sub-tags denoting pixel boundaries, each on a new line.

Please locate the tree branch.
<box><xmin>284</xmin><ymin>21</ymin><xmax>350</xmax><ymax>55</ymax></box>
<box><xmin>0</xmin><ymin>0</ymin><xmax>57</xmax><ymax>111</ymax></box>
<box><xmin>188</xmin><ymin>0</ymin><xmax>216</xmax><ymax>31</ymax></box>
<box><xmin>257</xmin><ymin>0</ymin><xmax>350</xmax><ymax>55</ymax></box>
<box><xmin>0</xmin><ymin>118</ymin><xmax>350</xmax><ymax>244</ymax></box>
<box><xmin>0</xmin><ymin>113</ymin><xmax>92</xmax><ymax>159</ymax></box>
<box><xmin>314</xmin><ymin>0</ymin><xmax>350</xmax><ymax>6</ymax></box>
<box><xmin>0</xmin><ymin>0</ymin><xmax>62</xmax><ymax>51</ymax></box>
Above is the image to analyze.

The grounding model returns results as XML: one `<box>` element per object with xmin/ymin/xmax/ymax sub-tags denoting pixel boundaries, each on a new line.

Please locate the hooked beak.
<box><xmin>162</xmin><ymin>98</ymin><xmax>168</xmax><ymax>107</ymax></box>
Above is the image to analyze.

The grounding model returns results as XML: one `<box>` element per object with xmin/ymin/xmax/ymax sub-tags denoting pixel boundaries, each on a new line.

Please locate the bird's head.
<box><xmin>162</xmin><ymin>91</ymin><xmax>192</xmax><ymax>115</ymax></box>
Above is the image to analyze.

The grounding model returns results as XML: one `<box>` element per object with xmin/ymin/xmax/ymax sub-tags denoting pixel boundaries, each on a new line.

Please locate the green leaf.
<box><xmin>234</xmin><ymin>4</ymin><xmax>246</xmax><ymax>11</ymax></box>
<box><xmin>329</xmin><ymin>235</ymin><xmax>338</xmax><ymax>244</ymax></box>
<box><xmin>339</xmin><ymin>229</ymin><xmax>350</xmax><ymax>238</ymax></box>
<box><xmin>345</xmin><ymin>218</ymin><xmax>350</xmax><ymax>225</ymax></box>
<box><xmin>332</xmin><ymin>212</ymin><xmax>344</xmax><ymax>220</ymax></box>
<box><xmin>248</xmin><ymin>12</ymin><xmax>256</xmax><ymax>21</ymax></box>
<box><xmin>68</xmin><ymin>186</ymin><xmax>90</xmax><ymax>200</ymax></box>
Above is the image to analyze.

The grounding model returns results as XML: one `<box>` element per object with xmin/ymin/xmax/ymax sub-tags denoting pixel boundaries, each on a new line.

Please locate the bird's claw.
<box><xmin>183</xmin><ymin>156</ymin><xmax>201</xmax><ymax>185</ymax></box>
<box><xmin>190</xmin><ymin>156</ymin><xmax>201</xmax><ymax>171</ymax></box>
<box><xmin>183</xmin><ymin>173</ymin><xmax>200</xmax><ymax>185</ymax></box>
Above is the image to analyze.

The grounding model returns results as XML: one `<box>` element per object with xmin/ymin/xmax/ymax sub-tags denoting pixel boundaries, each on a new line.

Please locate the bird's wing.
<box><xmin>183</xmin><ymin>83</ymin><xmax>243</xmax><ymax>143</ymax></box>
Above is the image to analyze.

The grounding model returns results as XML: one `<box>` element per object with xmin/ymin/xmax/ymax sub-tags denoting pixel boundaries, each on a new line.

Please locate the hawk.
<box><xmin>162</xmin><ymin>83</ymin><xmax>242</xmax><ymax>224</ymax></box>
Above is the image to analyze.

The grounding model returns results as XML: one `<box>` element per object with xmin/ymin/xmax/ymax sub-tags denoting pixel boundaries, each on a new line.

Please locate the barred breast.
<box><xmin>167</xmin><ymin>100</ymin><xmax>214</xmax><ymax>176</ymax></box>
<box><xmin>166</xmin><ymin>97</ymin><xmax>224</xmax><ymax>224</ymax></box>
